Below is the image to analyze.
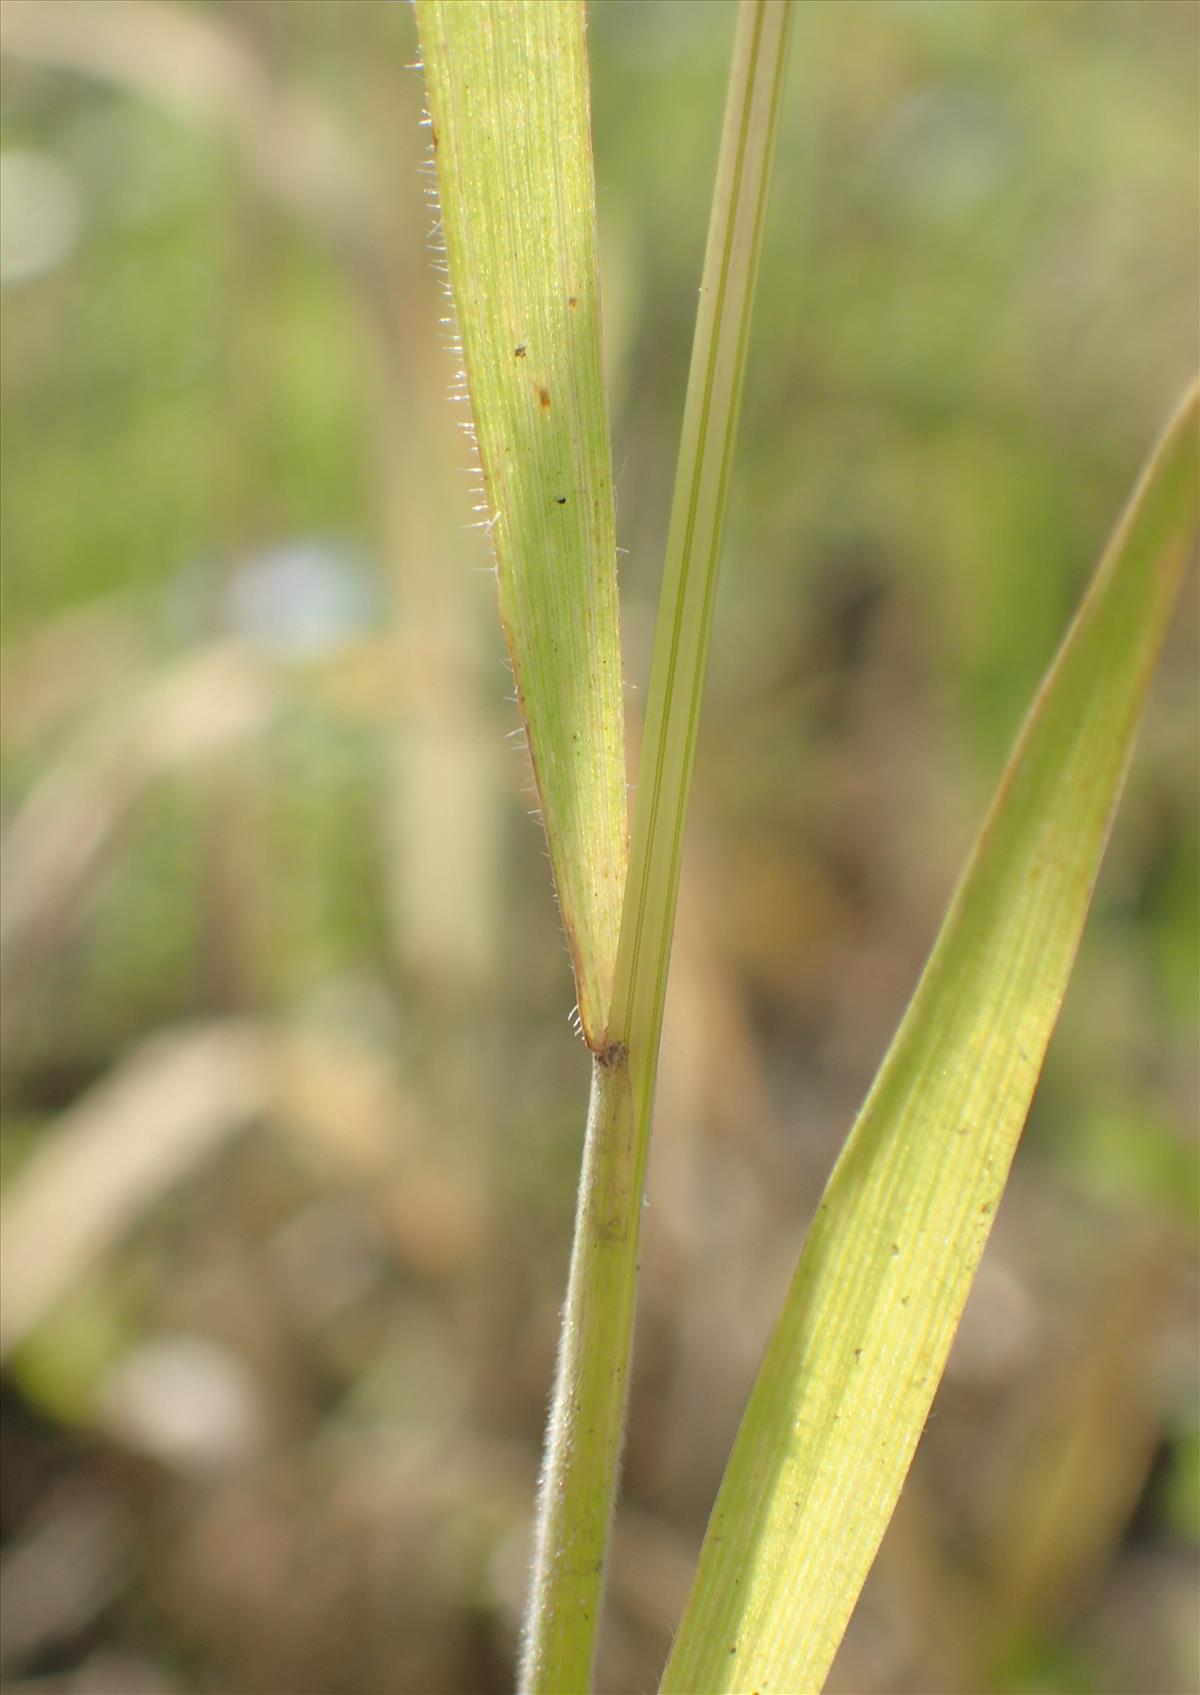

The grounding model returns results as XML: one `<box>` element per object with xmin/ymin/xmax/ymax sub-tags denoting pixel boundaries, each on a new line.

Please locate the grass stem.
<box><xmin>519</xmin><ymin>4</ymin><xmax>793</xmax><ymax>1687</ymax></box>
<box><xmin>519</xmin><ymin>1046</ymin><xmax>638</xmax><ymax>1693</ymax></box>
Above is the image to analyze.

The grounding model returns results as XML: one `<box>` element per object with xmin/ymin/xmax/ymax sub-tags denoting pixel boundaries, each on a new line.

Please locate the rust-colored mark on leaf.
<box><xmin>538</xmin><ymin>385</ymin><xmax>551</xmax><ymax>409</ymax></box>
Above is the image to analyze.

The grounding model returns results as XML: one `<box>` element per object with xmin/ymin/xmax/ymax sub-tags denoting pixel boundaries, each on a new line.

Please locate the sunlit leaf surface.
<box><xmin>662</xmin><ymin>380</ymin><xmax>1199</xmax><ymax>1695</ymax></box>
<box><xmin>417</xmin><ymin>0</ymin><xmax>625</xmax><ymax>1047</ymax></box>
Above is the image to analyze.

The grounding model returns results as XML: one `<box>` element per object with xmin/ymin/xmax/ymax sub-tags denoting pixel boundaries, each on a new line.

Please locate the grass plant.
<box><xmin>414</xmin><ymin>2</ymin><xmax>1199</xmax><ymax>1690</ymax></box>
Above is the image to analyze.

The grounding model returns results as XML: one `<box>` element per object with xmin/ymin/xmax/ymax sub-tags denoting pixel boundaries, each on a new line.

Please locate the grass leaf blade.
<box><xmin>609</xmin><ymin>0</ymin><xmax>793</xmax><ymax>1173</ymax></box>
<box><xmin>660</xmin><ymin>378</ymin><xmax>1200</xmax><ymax>1695</ymax></box>
<box><xmin>416</xmin><ymin>0</ymin><xmax>625</xmax><ymax>1046</ymax></box>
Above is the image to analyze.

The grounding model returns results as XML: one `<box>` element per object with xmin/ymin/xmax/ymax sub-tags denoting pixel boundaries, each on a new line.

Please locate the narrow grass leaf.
<box><xmin>416</xmin><ymin>0</ymin><xmax>625</xmax><ymax>1046</ymax></box>
<box><xmin>661</xmin><ymin>379</ymin><xmax>1199</xmax><ymax>1695</ymax></box>
<box><xmin>609</xmin><ymin>0</ymin><xmax>794</xmax><ymax>1152</ymax></box>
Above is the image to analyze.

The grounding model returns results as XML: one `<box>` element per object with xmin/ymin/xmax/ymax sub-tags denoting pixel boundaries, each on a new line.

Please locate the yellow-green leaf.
<box><xmin>661</xmin><ymin>378</ymin><xmax>1199</xmax><ymax>1695</ymax></box>
<box><xmin>416</xmin><ymin>0</ymin><xmax>625</xmax><ymax>1047</ymax></box>
<box><xmin>609</xmin><ymin>0</ymin><xmax>793</xmax><ymax>1126</ymax></box>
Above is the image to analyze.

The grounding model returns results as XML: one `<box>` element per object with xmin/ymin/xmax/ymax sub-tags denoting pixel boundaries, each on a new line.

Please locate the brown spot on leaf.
<box><xmin>538</xmin><ymin>385</ymin><xmax>551</xmax><ymax>408</ymax></box>
<box><xmin>514</xmin><ymin>345</ymin><xmax>527</xmax><ymax>358</ymax></box>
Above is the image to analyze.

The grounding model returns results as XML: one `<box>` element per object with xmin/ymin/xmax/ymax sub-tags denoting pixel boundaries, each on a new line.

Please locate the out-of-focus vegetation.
<box><xmin>0</xmin><ymin>3</ymin><xmax>1196</xmax><ymax>1693</ymax></box>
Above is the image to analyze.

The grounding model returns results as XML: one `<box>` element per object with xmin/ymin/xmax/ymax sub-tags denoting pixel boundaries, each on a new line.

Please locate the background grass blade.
<box><xmin>416</xmin><ymin>0</ymin><xmax>625</xmax><ymax>1048</ymax></box>
<box><xmin>660</xmin><ymin>378</ymin><xmax>1199</xmax><ymax>1695</ymax></box>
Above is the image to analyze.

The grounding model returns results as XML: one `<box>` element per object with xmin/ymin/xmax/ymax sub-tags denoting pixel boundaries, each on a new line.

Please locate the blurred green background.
<box><xmin>1</xmin><ymin>2</ymin><xmax>1196</xmax><ymax>1692</ymax></box>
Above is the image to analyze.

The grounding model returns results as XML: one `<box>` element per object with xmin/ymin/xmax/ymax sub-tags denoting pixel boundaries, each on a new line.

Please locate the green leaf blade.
<box><xmin>661</xmin><ymin>379</ymin><xmax>1199</xmax><ymax>1695</ymax></box>
<box><xmin>609</xmin><ymin>0</ymin><xmax>794</xmax><ymax>1161</ymax></box>
<box><xmin>416</xmin><ymin>0</ymin><xmax>625</xmax><ymax>1046</ymax></box>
